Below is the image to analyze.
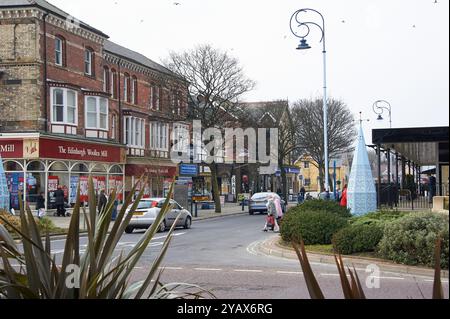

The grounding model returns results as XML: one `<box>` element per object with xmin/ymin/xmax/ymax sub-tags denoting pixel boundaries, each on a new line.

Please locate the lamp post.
<box><xmin>290</xmin><ymin>8</ymin><xmax>330</xmax><ymax>192</ymax></box>
<box><xmin>372</xmin><ymin>100</ymin><xmax>392</xmax><ymax>128</ymax></box>
<box><xmin>373</xmin><ymin>100</ymin><xmax>393</xmax><ymax>205</ymax></box>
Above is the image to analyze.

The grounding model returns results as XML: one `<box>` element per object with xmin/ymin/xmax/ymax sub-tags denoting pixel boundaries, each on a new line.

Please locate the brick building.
<box><xmin>0</xmin><ymin>0</ymin><xmax>189</xmax><ymax>209</ymax></box>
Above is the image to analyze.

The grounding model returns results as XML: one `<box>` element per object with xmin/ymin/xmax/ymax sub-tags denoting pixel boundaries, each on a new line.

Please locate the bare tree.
<box><xmin>291</xmin><ymin>98</ymin><xmax>357</xmax><ymax>191</ymax></box>
<box><xmin>165</xmin><ymin>44</ymin><xmax>255</xmax><ymax>213</ymax></box>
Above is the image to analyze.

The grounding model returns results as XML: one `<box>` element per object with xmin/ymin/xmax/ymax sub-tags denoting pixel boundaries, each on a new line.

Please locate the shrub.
<box><xmin>0</xmin><ymin>210</ymin><xmax>21</xmax><ymax>235</ymax></box>
<box><xmin>378</xmin><ymin>212</ymin><xmax>449</xmax><ymax>269</ymax></box>
<box><xmin>297</xmin><ymin>199</ymin><xmax>352</xmax><ymax>218</ymax></box>
<box><xmin>333</xmin><ymin>224</ymin><xmax>384</xmax><ymax>255</ymax></box>
<box><xmin>281</xmin><ymin>210</ymin><xmax>348</xmax><ymax>245</ymax></box>
<box><xmin>350</xmin><ymin>210</ymin><xmax>411</xmax><ymax>227</ymax></box>
<box><xmin>37</xmin><ymin>217</ymin><xmax>64</xmax><ymax>235</ymax></box>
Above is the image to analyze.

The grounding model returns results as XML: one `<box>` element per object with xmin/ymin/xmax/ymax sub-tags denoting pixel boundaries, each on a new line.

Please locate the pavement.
<box><xmin>256</xmin><ymin>234</ymin><xmax>449</xmax><ymax>279</ymax></box>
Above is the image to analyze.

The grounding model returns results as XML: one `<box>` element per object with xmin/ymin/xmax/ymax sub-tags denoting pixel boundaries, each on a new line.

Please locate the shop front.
<box><xmin>125</xmin><ymin>163</ymin><xmax>178</xmax><ymax>199</ymax></box>
<box><xmin>0</xmin><ymin>134</ymin><xmax>126</xmax><ymax>210</ymax></box>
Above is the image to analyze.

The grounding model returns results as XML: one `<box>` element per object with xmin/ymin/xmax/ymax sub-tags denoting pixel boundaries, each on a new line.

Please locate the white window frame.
<box><xmin>131</xmin><ymin>77</ymin><xmax>137</xmax><ymax>104</ymax></box>
<box><xmin>111</xmin><ymin>70</ymin><xmax>117</xmax><ymax>99</ymax></box>
<box><xmin>124</xmin><ymin>75</ymin><xmax>129</xmax><ymax>102</ymax></box>
<box><xmin>84</xmin><ymin>96</ymin><xmax>109</xmax><ymax>130</ymax></box>
<box><xmin>124</xmin><ymin>116</ymin><xmax>145</xmax><ymax>149</ymax></box>
<box><xmin>155</xmin><ymin>87</ymin><xmax>160</xmax><ymax>111</ymax></box>
<box><xmin>150</xmin><ymin>86</ymin><xmax>154</xmax><ymax>109</ymax></box>
<box><xmin>172</xmin><ymin>124</ymin><xmax>189</xmax><ymax>152</ymax></box>
<box><xmin>111</xmin><ymin>114</ymin><xmax>116</xmax><ymax>140</ymax></box>
<box><xmin>103</xmin><ymin>67</ymin><xmax>109</xmax><ymax>92</ymax></box>
<box><xmin>55</xmin><ymin>37</ymin><xmax>63</xmax><ymax>66</ymax></box>
<box><xmin>85</xmin><ymin>49</ymin><xmax>93</xmax><ymax>76</ymax></box>
<box><xmin>150</xmin><ymin>122</ymin><xmax>169</xmax><ymax>151</ymax></box>
<box><xmin>50</xmin><ymin>87</ymin><xmax>78</xmax><ymax>125</ymax></box>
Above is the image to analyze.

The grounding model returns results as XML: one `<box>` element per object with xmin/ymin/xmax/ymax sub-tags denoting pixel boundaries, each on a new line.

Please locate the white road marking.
<box><xmin>194</xmin><ymin>268</ymin><xmax>223</xmax><ymax>272</ymax></box>
<box><xmin>234</xmin><ymin>269</ymin><xmax>263</xmax><ymax>273</ymax></box>
<box><xmin>159</xmin><ymin>267</ymin><xmax>184</xmax><ymax>270</ymax></box>
<box><xmin>277</xmin><ymin>271</ymin><xmax>303</xmax><ymax>275</ymax></box>
<box><xmin>424</xmin><ymin>279</ymin><xmax>449</xmax><ymax>283</ymax></box>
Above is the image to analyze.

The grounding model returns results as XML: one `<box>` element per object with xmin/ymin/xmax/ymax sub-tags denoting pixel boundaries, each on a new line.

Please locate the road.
<box><xmin>43</xmin><ymin>213</ymin><xmax>449</xmax><ymax>299</ymax></box>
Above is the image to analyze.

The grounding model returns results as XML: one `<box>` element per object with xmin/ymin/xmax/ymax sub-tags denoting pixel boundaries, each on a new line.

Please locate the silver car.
<box><xmin>125</xmin><ymin>198</ymin><xmax>192</xmax><ymax>234</ymax></box>
<box><xmin>249</xmin><ymin>192</ymin><xmax>286</xmax><ymax>215</ymax></box>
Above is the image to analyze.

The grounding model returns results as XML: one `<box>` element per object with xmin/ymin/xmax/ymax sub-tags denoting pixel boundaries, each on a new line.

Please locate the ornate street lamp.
<box><xmin>290</xmin><ymin>8</ymin><xmax>330</xmax><ymax>191</ymax></box>
<box><xmin>372</xmin><ymin>100</ymin><xmax>392</xmax><ymax>128</ymax></box>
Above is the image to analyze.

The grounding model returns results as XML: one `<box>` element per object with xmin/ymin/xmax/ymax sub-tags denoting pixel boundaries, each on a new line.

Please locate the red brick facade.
<box><xmin>0</xmin><ymin>1</ymin><xmax>190</xmax><ymax>200</ymax></box>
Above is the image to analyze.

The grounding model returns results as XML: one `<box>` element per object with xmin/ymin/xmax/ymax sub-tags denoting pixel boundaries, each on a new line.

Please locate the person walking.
<box><xmin>340</xmin><ymin>184</ymin><xmax>348</xmax><ymax>208</ymax></box>
<box><xmin>273</xmin><ymin>195</ymin><xmax>284</xmax><ymax>232</ymax></box>
<box><xmin>298</xmin><ymin>186</ymin><xmax>306</xmax><ymax>204</ymax></box>
<box><xmin>98</xmin><ymin>190</ymin><xmax>108</xmax><ymax>215</ymax></box>
<box><xmin>263</xmin><ymin>195</ymin><xmax>280</xmax><ymax>232</ymax></box>
<box><xmin>36</xmin><ymin>192</ymin><xmax>46</xmax><ymax>219</ymax></box>
<box><xmin>54</xmin><ymin>186</ymin><xmax>66</xmax><ymax>217</ymax></box>
<box><xmin>111</xmin><ymin>199</ymin><xmax>119</xmax><ymax>221</ymax></box>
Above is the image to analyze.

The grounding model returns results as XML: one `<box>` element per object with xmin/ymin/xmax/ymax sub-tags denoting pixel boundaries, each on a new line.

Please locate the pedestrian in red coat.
<box><xmin>340</xmin><ymin>184</ymin><xmax>348</xmax><ymax>207</ymax></box>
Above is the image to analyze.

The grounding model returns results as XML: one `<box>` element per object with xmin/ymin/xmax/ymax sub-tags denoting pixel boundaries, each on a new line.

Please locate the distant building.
<box><xmin>295</xmin><ymin>155</ymin><xmax>350</xmax><ymax>193</ymax></box>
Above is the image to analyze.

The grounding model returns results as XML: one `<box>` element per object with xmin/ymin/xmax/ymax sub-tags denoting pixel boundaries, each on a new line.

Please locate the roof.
<box><xmin>372</xmin><ymin>126</ymin><xmax>449</xmax><ymax>165</ymax></box>
<box><xmin>0</xmin><ymin>0</ymin><xmax>108</xmax><ymax>38</ymax></box>
<box><xmin>241</xmin><ymin>101</ymin><xmax>289</xmax><ymax>125</ymax></box>
<box><xmin>104</xmin><ymin>40</ymin><xmax>181</xmax><ymax>78</ymax></box>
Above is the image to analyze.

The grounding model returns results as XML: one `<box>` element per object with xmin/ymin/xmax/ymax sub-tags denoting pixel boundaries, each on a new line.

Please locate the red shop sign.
<box><xmin>40</xmin><ymin>138</ymin><xmax>125</xmax><ymax>163</ymax></box>
<box><xmin>126</xmin><ymin>165</ymin><xmax>177</xmax><ymax>177</ymax></box>
<box><xmin>0</xmin><ymin>140</ymin><xmax>23</xmax><ymax>158</ymax></box>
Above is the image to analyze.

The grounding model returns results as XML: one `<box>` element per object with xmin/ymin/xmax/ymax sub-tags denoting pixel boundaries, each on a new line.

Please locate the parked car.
<box><xmin>125</xmin><ymin>198</ymin><xmax>192</xmax><ymax>234</ymax></box>
<box><xmin>249</xmin><ymin>192</ymin><xmax>286</xmax><ymax>215</ymax></box>
<box><xmin>318</xmin><ymin>191</ymin><xmax>338</xmax><ymax>201</ymax></box>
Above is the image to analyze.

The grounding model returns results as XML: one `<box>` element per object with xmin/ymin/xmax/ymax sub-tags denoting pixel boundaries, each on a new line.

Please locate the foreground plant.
<box><xmin>292</xmin><ymin>238</ymin><xmax>445</xmax><ymax>299</ymax></box>
<box><xmin>0</xmin><ymin>177</ymin><xmax>214</xmax><ymax>299</ymax></box>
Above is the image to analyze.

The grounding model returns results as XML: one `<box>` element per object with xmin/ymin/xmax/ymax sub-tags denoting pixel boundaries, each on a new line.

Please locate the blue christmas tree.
<box><xmin>0</xmin><ymin>153</ymin><xmax>10</xmax><ymax>212</ymax></box>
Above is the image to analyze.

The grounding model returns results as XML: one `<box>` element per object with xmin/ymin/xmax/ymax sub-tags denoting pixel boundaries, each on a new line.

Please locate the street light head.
<box><xmin>377</xmin><ymin>114</ymin><xmax>384</xmax><ymax>121</ymax></box>
<box><xmin>296</xmin><ymin>38</ymin><xmax>311</xmax><ymax>50</ymax></box>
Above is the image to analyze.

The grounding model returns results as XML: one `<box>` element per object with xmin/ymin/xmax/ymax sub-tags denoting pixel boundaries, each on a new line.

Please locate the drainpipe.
<box><xmin>42</xmin><ymin>12</ymin><xmax>49</xmax><ymax>133</ymax></box>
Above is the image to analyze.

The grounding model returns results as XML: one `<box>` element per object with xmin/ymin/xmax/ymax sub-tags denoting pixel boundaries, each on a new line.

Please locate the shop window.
<box><xmin>71</xmin><ymin>163</ymin><xmax>89</xmax><ymax>173</ymax></box>
<box><xmin>27</xmin><ymin>161</ymin><xmax>45</xmax><ymax>171</ymax></box>
<box><xmin>4</xmin><ymin>160</ymin><xmax>23</xmax><ymax>172</ymax></box>
<box><xmin>51</xmin><ymin>87</ymin><xmax>77</xmax><ymax>125</ymax></box>
<box><xmin>85</xmin><ymin>96</ymin><xmax>109</xmax><ymax>130</ymax></box>
<box><xmin>109</xmin><ymin>165</ymin><xmax>123</xmax><ymax>174</ymax></box>
<box><xmin>304</xmin><ymin>179</ymin><xmax>311</xmax><ymax>186</ymax></box>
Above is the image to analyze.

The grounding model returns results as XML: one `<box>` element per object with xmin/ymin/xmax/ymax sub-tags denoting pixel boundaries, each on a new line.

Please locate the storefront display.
<box><xmin>1</xmin><ymin>135</ymin><xmax>126</xmax><ymax>210</ymax></box>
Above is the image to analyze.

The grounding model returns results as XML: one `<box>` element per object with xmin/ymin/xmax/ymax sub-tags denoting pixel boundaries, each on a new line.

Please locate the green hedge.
<box><xmin>378</xmin><ymin>212</ymin><xmax>449</xmax><ymax>269</ymax></box>
<box><xmin>281</xmin><ymin>210</ymin><xmax>348</xmax><ymax>245</ymax></box>
<box><xmin>296</xmin><ymin>199</ymin><xmax>352</xmax><ymax>218</ymax></box>
<box><xmin>350</xmin><ymin>210</ymin><xmax>411</xmax><ymax>227</ymax></box>
<box><xmin>333</xmin><ymin>224</ymin><xmax>384</xmax><ymax>255</ymax></box>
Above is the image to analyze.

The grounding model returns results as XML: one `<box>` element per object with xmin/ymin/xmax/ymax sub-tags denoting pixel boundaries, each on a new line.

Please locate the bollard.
<box><xmin>195</xmin><ymin>202</ymin><xmax>198</xmax><ymax>217</ymax></box>
<box><xmin>242</xmin><ymin>200</ymin><xmax>245</xmax><ymax>211</ymax></box>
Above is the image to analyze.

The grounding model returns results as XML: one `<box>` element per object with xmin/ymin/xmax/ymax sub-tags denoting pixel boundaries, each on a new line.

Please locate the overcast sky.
<box><xmin>51</xmin><ymin>0</ymin><xmax>449</xmax><ymax>142</ymax></box>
